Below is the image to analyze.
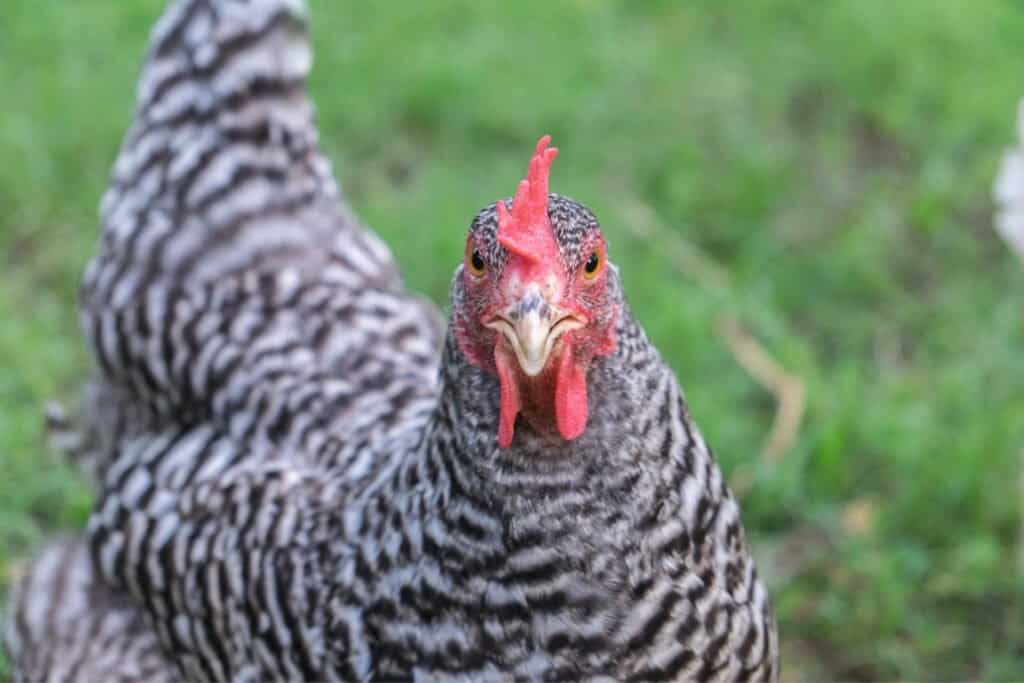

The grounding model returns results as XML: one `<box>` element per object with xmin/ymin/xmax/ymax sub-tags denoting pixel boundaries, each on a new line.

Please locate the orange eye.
<box><xmin>467</xmin><ymin>249</ymin><xmax>486</xmax><ymax>277</ymax></box>
<box><xmin>582</xmin><ymin>251</ymin><xmax>602</xmax><ymax>279</ymax></box>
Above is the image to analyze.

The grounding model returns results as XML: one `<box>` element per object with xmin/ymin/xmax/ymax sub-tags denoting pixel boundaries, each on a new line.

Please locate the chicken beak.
<box><xmin>485</xmin><ymin>288</ymin><xmax>584</xmax><ymax>377</ymax></box>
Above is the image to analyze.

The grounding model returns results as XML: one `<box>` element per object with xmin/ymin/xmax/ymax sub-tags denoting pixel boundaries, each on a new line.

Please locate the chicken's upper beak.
<box><xmin>484</xmin><ymin>287</ymin><xmax>584</xmax><ymax>377</ymax></box>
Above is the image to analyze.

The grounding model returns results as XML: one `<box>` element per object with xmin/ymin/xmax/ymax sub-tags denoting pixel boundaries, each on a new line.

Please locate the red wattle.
<box><xmin>494</xmin><ymin>345</ymin><xmax>521</xmax><ymax>448</ymax></box>
<box><xmin>554</xmin><ymin>345</ymin><xmax>588</xmax><ymax>441</ymax></box>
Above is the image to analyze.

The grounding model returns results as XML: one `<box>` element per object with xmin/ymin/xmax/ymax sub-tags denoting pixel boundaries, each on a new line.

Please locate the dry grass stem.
<box><xmin>718</xmin><ymin>316</ymin><xmax>805</xmax><ymax>462</ymax></box>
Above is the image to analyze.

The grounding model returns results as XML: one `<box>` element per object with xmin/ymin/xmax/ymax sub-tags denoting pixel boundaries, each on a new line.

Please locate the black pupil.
<box><xmin>471</xmin><ymin>250</ymin><xmax>485</xmax><ymax>272</ymax></box>
<box><xmin>585</xmin><ymin>252</ymin><xmax>600</xmax><ymax>273</ymax></box>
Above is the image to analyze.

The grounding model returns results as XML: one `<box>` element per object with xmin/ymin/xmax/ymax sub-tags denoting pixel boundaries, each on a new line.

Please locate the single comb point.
<box><xmin>497</xmin><ymin>135</ymin><xmax>560</xmax><ymax>267</ymax></box>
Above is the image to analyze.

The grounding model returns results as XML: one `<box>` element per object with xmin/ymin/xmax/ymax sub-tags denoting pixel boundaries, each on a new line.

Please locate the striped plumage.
<box><xmin>4</xmin><ymin>539</ymin><xmax>180</xmax><ymax>683</ymax></box>
<box><xmin>4</xmin><ymin>0</ymin><xmax>778</xmax><ymax>681</ymax></box>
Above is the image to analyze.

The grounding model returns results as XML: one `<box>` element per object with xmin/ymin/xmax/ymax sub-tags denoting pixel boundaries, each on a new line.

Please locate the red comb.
<box><xmin>497</xmin><ymin>135</ymin><xmax>560</xmax><ymax>268</ymax></box>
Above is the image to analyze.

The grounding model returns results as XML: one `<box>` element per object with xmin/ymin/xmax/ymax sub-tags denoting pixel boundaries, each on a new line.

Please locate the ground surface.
<box><xmin>1</xmin><ymin>1</ymin><xmax>1023</xmax><ymax>679</ymax></box>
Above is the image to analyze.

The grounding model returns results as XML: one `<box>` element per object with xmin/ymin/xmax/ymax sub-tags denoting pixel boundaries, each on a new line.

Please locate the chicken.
<box><xmin>995</xmin><ymin>99</ymin><xmax>1024</xmax><ymax>261</ymax></box>
<box><xmin>3</xmin><ymin>0</ymin><xmax>778</xmax><ymax>680</ymax></box>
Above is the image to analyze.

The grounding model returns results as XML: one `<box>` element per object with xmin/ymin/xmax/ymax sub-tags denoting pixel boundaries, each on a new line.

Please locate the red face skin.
<box><xmin>455</xmin><ymin>231</ymin><xmax>618</xmax><ymax>448</ymax></box>
<box><xmin>454</xmin><ymin>136</ymin><xmax>618</xmax><ymax>448</ymax></box>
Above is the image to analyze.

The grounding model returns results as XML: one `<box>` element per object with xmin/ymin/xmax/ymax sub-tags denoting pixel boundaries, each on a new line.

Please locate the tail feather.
<box><xmin>83</xmin><ymin>0</ymin><xmax>399</xmax><ymax>315</ymax></box>
<box><xmin>76</xmin><ymin>0</ymin><xmax>432</xmax><ymax>445</ymax></box>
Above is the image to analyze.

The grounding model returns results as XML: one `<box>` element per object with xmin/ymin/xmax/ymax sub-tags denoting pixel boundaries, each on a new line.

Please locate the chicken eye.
<box><xmin>468</xmin><ymin>249</ymin><xmax>486</xmax><ymax>276</ymax></box>
<box><xmin>583</xmin><ymin>251</ymin><xmax>602</xmax><ymax>279</ymax></box>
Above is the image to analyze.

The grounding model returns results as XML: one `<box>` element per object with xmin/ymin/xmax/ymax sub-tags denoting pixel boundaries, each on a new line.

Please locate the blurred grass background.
<box><xmin>2</xmin><ymin>0</ymin><xmax>1023</xmax><ymax>679</ymax></box>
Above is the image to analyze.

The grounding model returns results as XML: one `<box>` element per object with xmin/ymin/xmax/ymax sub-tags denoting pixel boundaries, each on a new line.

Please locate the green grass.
<box><xmin>2</xmin><ymin>0</ymin><xmax>1023</xmax><ymax>679</ymax></box>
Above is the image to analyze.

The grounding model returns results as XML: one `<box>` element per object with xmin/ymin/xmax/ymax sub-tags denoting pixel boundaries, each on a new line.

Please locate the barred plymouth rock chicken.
<box><xmin>3</xmin><ymin>0</ymin><xmax>778</xmax><ymax>680</ymax></box>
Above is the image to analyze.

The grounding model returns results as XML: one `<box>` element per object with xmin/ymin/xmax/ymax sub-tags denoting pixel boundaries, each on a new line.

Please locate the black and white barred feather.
<box><xmin>4</xmin><ymin>0</ymin><xmax>778</xmax><ymax>680</ymax></box>
<box><xmin>4</xmin><ymin>538</ymin><xmax>180</xmax><ymax>683</ymax></box>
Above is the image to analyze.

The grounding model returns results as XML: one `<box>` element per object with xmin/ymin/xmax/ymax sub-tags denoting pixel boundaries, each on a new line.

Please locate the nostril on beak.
<box><xmin>484</xmin><ymin>288</ymin><xmax>584</xmax><ymax>378</ymax></box>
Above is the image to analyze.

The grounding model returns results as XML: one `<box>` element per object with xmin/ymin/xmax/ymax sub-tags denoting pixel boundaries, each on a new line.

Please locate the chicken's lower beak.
<box><xmin>484</xmin><ymin>289</ymin><xmax>584</xmax><ymax>377</ymax></box>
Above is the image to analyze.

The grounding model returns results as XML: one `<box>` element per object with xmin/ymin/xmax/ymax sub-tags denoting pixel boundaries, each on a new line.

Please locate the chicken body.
<box><xmin>4</xmin><ymin>0</ymin><xmax>778</xmax><ymax>680</ymax></box>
